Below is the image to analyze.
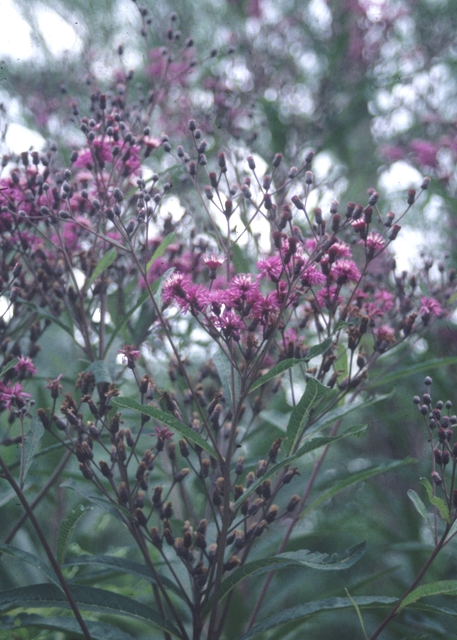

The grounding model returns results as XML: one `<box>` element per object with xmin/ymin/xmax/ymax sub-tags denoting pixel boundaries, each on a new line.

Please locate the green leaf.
<box><xmin>301</xmin><ymin>458</ymin><xmax>416</xmax><ymax>519</ymax></box>
<box><xmin>0</xmin><ymin>584</ymin><xmax>182</xmax><ymax>638</ymax></box>
<box><xmin>0</xmin><ymin>544</ymin><xmax>60</xmax><ymax>587</ymax></box>
<box><xmin>16</xmin><ymin>298</ymin><xmax>74</xmax><ymax>337</ymax></box>
<box><xmin>85</xmin><ymin>360</ymin><xmax>113</xmax><ymax>384</ymax></box>
<box><xmin>65</xmin><ymin>554</ymin><xmax>184</xmax><ymax>600</ymax></box>
<box><xmin>0</xmin><ymin>358</ymin><xmax>19</xmax><ymax>377</ymax></box>
<box><xmin>231</xmin><ymin>243</ymin><xmax>251</xmax><ymax>274</ymax></box>
<box><xmin>60</xmin><ymin>480</ymin><xmax>134</xmax><ymax>523</ymax></box>
<box><xmin>234</xmin><ymin>424</ymin><xmax>367</xmax><ymax>509</ymax></box>
<box><xmin>249</xmin><ymin>359</ymin><xmax>304</xmax><ymax>393</ymax></box>
<box><xmin>236</xmin><ymin>595</ymin><xmax>398</xmax><ymax>640</ymax></box>
<box><xmin>56</xmin><ymin>504</ymin><xmax>92</xmax><ymax>566</ymax></box>
<box><xmin>345</xmin><ymin>588</ymin><xmax>368</xmax><ymax>640</ymax></box>
<box><xmin>22</xmin><ymin>416</ymin><xmax>44</xmax><ymax>485</ymax></box>
<box><xmin>0</xmin><ymin>613</ymin><xmax>137</xmax><ymax>640</ymax></box>
<box><xmin>286</xmin><ymin>377</ymin><xmax>330</xmax><ymax>454</ymax></box>
<box><xmin>372</xmin><ymin>357</ymin><xmax>457</xmax><ymax>387</ymax></box>
<box><xmin>111</xmin><ymin>396</ymin><xmax>218</xmax><ymax>458</ymax></box>
<box><xmin>213</xmin><ymin>348</ymin><xmax>240</xmax><ymax>409</ymax></box>
<box><xmin>306</xmin><ymin>338</ymin><xmax>333</xmax><ymax>360</ymax></box>
<box><xmin>248</xmin><ymin>339</ymin><xmax>332</xmax><ymax>393</ymax></box>
<box><xmin>420</xmin><ymin>477</ymin><xmax>450</xmax><ymax>525</ymax></box>
<box><xmin>206</xmin><ymin>541</ymin><xmax>366</xmax><ymax>618</ymax></box>
<box><xmin>305</xmin><ymin>392</ymin><xmax>390</xmax><ymax>437</ymax></box>
<box><xmin>146</xmin><ymin>232</ymin><xmax>176</xmax><ymax>273</ymax></box>
<box><xmin>407</xmin><ymin>489</ymin><xmax>434</xmax><ymax>538</ymax></box>
<box><xmin>398</xmin><ymin>580</ymin><xmax>457</xmax><ymax>611</ymax></box>
<box><xmin>85</xmin><ymin>247</ymin><xmax>118</xmax><ymax>291</ymax></box>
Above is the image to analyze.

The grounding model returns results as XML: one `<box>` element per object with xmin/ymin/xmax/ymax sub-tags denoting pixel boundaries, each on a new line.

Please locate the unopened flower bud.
<box><xmin>287</xmin><ymin>494</ymin><xmax>301</xmax><ymax>511</ymax></box>
<box><xmin>174</xmin><ymin>468</ymin><xmax>189</xmax><ymax>483</ymax></box>
<box><xmin>407</xmin><ymin>189</ymin><xmax>416</xmax><ymax>205</ymax></box>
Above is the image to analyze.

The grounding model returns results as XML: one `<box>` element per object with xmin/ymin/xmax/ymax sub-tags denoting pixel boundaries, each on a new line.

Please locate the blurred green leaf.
<box><xmin>85</xmin><ymin>247</ymin><xmax>118</xmax><ymax>292</ymax></box>
<box><xmin>0</xmin><ymin>584</ymin><xmax>182</xmax><ymax>637</ymax></box>
<box><xmin>407</xmin><ymin>489</ymin><xmax>434</xmax><ymax>539</ymax></box>
<box><xmin>57</xmin><ymin>503</ymin><xmax>92</xmax><ymax>566</ymax></box>
<box><xmin>287</xmin><ymin>377</ymin><xmax>331</xmax><ymax>454</ymax></box>
<box><xmin>0</xmin><ymin>614</ymin><xmax>137</xmax><ymax>640</ymax></box>
<box><xmin>85</xmin><ymin>360</ymin><xmax>112</xmax><ymax>384</ymax></box>
<box><xmin>21</xmin><ymin>416</ymin><xmax>44</xmax><ymax>486</ymax></box>
<box><xmin>234</xmin><ymin>424</ymin><xmax>367</xmax><ymax>509</ymax></box>
<box><xmin>111</xmin><ymin>396</ymin><xmax>218</xmax><ymax>457</ymax></box>
<box><xmin>398</xmin><ymin>580</ymin><xmax>457</xmax><ymax>611</ymax></box>
<box><xmin>66</xmin><ymin>554</ymin><xmax>184</xmax><ymax>600</ymax></box>
<box><xmin>0</xmin><ymin>544</ymin><xmax>59</xmax><ymax>587</ymax></box>
<box><xmin>146</xmin><ymin>232</ymin><xmax>176</xmax><ymax>273</ymax></box>
<box><xmin>420</xmin><ymin>477</ymin><xmax>450</xmax><ymax>525</ymax></box>
<box><xmin>204</xmin><ymin>541</ymin><xmax>365</xmax><ymax>619</ymax></box>
<box><xmin>301</xmin><ymin>458</ymin><xmax>416</xmax><ymax>519</ymax></box>
<box><xmin>0</xmin><ymin>359</ymin><xmax>19</xmax><ymax>377</ymax></box>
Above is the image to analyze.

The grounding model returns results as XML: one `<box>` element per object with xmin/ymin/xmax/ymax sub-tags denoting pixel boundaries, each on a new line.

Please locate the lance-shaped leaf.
<box><xmin>286</xmin><ymin>377</ymin><xmax>330</xmax><ymax>454</ymax></box>
<box><xmin>21</xmin><ymin>416</ymin><xmax>44</xmax><ymax>486</ymax></box>
<box><xmin>203</xmin><ymin>541</ymin><xmax>366</xmax><ymax>618</ymax></box>
<box><xmin>0</xmin><ymin>358</ymin><xmax>19</xmax><ymax>377</ymax></box>
<box><xmin>16</xmin><ymin>299</ymin><xmax>74</xmax><ymax>337</ymax></box>
<box><xmin>0</xmin><ymin>544</ymin><xmax>60</xmax><ymax>587</ymax></box>
<box><xmin>407</xmin><ymin>489</ymin><xmax>434</xmax><ymax>539</ymax></box>
<box><xmin>85</xmin><ymin>360</ymin><xmax>112</xmax><ymax>384</ymax></box>
<box><xmin>146</xmin><ymin>232</ymin><xmax>176</xmax><ymax>273</ymax></box>
<box><xmin>248</xmin><ymin>338</ymin><xmax>332</xmax><ymax>393</ymax></box>
<box><xmin>398</xmin><ymin>580</ymin><xmax>457</xmax><ymax>611</ymax></box>
<box><xmin>236</xmin><ymin>595</ymin><xmax>399</xmax><ymax>640</ymax></box>
<box><xmin>420</xmin><ymin>477</ymin><xmax>450</xmax><ymax>525</ymax></box>
<box><xmin>64</xmin><ymin>554</ymin><xmax>184</xmax><ymax>600</ymax></box>
<box><xmin>85</xmin><ymin>247</ymin><xmax>117</xmax><ymax>292</ymax></box>
<box><xmin>111</xmin><ymin>396</ymin><xmax>218</xmax><ymax>457</ymax></box>
<box><xmin>60</xmin><ymin>480</ymin><xmax>134</xmax><ymax>523</ymax></box>
<box><xmin>213</xmin><ymin>348</ymin><xmax>241</xmax><ymax>409</ymax></box>
<box><xmin>300</xmin><ymin>458</ymin><xmax>416</xmax><ymax>519</ymax></box>
<box><xmin>56</xmin><ymin>504</ymin><xmax>92</xmax><ymax>566</ymax></box>
<box><xmin>234</xmin><ymin>424</ymin><xmax>367</xmax><ymax>509</ymax></box>
<box><xmin>0</xmin><ymin>584</ymin><xmax>182</xmax><ymax>638</ymax></box>
<box><xmin>371</xmin><ymin>356</ymin><xmax>457</xmax><ymax>387</ymax></box>
<box><xmin>0</xmin><ymin>614</ymin><xmax>137</xmax><ymax>640</ymax></box>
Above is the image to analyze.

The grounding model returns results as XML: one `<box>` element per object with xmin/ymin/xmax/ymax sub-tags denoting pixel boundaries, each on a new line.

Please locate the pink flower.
<box><xmin>0</xmin><ymin>381</ymin><xmax>31</xmax><ymax>410</ymax></box>
<box><xmin>420</xmin><ymin>297</ymin><xmax>443</xmax><ymax>323</ymax></box>
<box><xmin>154</xmin><ymin>426</ymin><xmax>174</xmax><ymax>440</ymax></box>
<box><xmin>331</xmin><ymin>260</ymin><xmax>361</xmax><ymax>284</ymax></box>
<box><xmin>327</xmin><ymin>242</ymin><xmax>352</xmax><ymax>261</ymax></box>
<box><xmin>162</xmin><ymin>273</ymin><xmax>191</xmax><ymax>305</ymax></box>
<box><xmin>45</xmin><ymin>374</ymin><xmax>63</xmax><ymax>399</ymax></box>
<box><xmin>300</xmin><ymin>265</ymin><xmax>326</xmax><ymax>287</ymax></box>
<box><xmin>410</xmin><ymin>139</ymin><xmax>438</xmax><ymax>168</ymax></box>
<box><xmin>257</xmin><ymin>256</ymin><xmax>283</xmax><ymax>282</ymax></box>
<box><xmin>316</xmin><ymin>285</ymin><xmax>344</xmax><ymax>311</ymax></box>
<box><xmin>215</xmin><ymin>310</ymin><xmax>245</xmax><ymax>341</ymax></box>
<box><xmin>74</xmin><ymin>140</ymin><xmax>112</xmax><ymax>169</ymax></box>
<box><xmin>118</xmin><ymin>345</ymin><xmax>141</xmax><ymax>368</ymax></box>
<box><xmin>363</xmin><ymin>232</ymin><xmax>385</xmax><ymax>258</ymax></box>
<box><xmin>14</xmin><ymin>356</ymin><xmax>37</xmax><ymax>378</ymax></box>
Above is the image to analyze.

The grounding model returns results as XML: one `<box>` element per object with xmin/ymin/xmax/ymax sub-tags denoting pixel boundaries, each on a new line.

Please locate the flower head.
<box><xmin>118</xmin><ymin>345</ymin><xmax>141</xmax><ymax>369</ymax></box>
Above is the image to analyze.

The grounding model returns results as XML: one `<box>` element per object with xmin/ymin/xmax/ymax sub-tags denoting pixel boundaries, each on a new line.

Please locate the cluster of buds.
<box><xmin>413</xmin><ymin>376</ymin><xmax>457</xmax><ymax>514</ymax></box>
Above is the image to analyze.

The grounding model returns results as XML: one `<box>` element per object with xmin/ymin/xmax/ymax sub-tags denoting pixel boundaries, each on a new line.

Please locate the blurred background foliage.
<box><xmin>1</xmin><ymin>0</ymin><xmax>457</xmax><ymax>638</ymax></box>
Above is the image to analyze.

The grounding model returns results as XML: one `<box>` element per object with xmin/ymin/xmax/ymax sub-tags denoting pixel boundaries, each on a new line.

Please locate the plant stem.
<box><xmin>0</xmin><ymin>454</ymin><xmax>93</xmax><ymax>640</ymax></box>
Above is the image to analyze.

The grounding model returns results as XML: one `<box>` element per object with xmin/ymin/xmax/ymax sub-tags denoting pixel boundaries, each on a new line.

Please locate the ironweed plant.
<box><xmin>0</xmin><ymin>14</ymin><xmax>456</xmax><ymax>640</ymax></box>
